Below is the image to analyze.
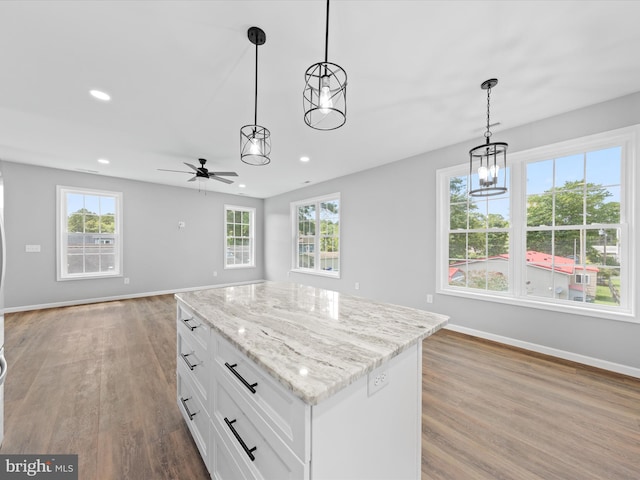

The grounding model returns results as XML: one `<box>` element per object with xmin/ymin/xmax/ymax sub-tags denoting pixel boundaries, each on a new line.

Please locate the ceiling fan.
<box><xmin>158</xmin><ymin>158</ymin><xmax>238</xmax><ymax>184</ymax></box>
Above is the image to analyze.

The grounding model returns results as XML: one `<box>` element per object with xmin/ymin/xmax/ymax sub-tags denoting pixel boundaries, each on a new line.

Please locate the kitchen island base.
<box><xmin>175</xmin><ymin>283</ymin><xmax>448</xmax><ymax>479</ymax></box>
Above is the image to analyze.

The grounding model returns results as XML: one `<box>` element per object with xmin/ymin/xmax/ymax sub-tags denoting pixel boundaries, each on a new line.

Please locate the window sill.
<box><xmin>58</xmin><ymin>273</ymin><xmax>122</xmax><ymax>281</ymax></box>
<box><xmin>437</xmin><ymin>286</ymin><xmax>636</xmax><ymax>324</ymax></box>
<box><xmin>290</xmin><ymin>268</ymin><xmax>341</xmax><ymax>279</ymax></box>
<box><xmin>224</xmin><ymin>264</ymin><xmax>256</xmax><ymax>270</ymax></box>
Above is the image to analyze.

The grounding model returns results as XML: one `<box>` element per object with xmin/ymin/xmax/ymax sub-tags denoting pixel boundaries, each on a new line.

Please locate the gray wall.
<box><xmin>264</xmin><ymin>91</ymin><xmax>640</xmax><ymax>370</ymax></box>
<box><xmin>2</xmin><ymin>162</ymin><xmax>264</xmax><ymax>309</ymax></box>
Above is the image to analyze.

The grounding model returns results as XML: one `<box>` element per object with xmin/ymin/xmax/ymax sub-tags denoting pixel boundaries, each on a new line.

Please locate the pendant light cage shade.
<box><xmin>469</xmin><ymin>78</ymin><xmax>508</xmax><ymax>197</ymax></box>
<box><xmin>303</xmin><ymin>62</ymin><xmax>347</xmax><ymax>130</ymax></box>
<box><xmin>240</xmin><ymin>26</ymin><xmax>271</xmax><ymax>166</ymax></box>
<box><xmin>468</xmin><ymin>141</ymin><xmax>508</xmax><ymax>196</ymax></box>
<box><xmin>240</xmin><ymin>125</ymin><xmax>271</xmax><ymax>166</ymax></box>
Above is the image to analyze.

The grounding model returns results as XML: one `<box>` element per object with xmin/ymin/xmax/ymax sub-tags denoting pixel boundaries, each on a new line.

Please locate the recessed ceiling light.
<box><xmin>239</xmin><ymin>184</ymin><xmax>246</xmax><ymax>188</ymax></box>
<box><xmin>90</xmin><ymin>89</ymin><xmax>111</xmax><ymax>102</ymax></box>
<box><xmin>300</xmin><ymin>156</ymin><xmax>310</xmax><ymax>162</ymax></box>
<box><xmin>97</xmin><ymin>158</ymin><xmax>110</xmax><ymax>164</ymax></box>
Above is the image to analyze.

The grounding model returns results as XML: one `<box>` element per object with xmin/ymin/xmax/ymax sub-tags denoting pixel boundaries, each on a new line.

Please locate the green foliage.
<box><xmin>527</xmin><ymin>180</ymin><xmax>620</xmax><ymax>260</ymax></box>
<box><xmin>449</xmin><ymin>176</ymin><xmax>509</xmax><ymax>260</ymax></box>
<box><xmin>67</xmin><ymin>208</ymin><xmax>115</xmax><ymax>233</ymax></box>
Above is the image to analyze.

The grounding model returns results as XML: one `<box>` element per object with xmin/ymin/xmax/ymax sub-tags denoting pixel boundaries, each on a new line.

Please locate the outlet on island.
<box><xmin>367</xmin><ymin>368</ymin><xmax>389</xmax><ymax>396</ymax></box>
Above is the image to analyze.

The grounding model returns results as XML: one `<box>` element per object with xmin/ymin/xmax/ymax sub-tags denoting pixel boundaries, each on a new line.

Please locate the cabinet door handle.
<box><xmin>181</xmin><ymin>352</ymin><xmax>199</xmax><ymax>371</ymax></box>
<box><xmin>181</xmin><ymin>317</ymin><xmax>198</xmax><ymax>331</ymax></box>
<box><xmin>180</xmin><ymin>396</ymin><xmax>197</xmax><ymax>420</ymax></box>
<box><xmin>224</xmin><ymin>417</ymin><xmax>256</xmax><ymax>462</ymax></box>
<box><xmin>224</xmin><ymin>362</ymin><xmax>258</xmax><ymax>394</ymax></box>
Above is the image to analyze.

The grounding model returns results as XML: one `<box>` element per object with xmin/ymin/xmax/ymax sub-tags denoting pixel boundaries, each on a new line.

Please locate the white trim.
<box><xmin>290</xmin><ymin>192</ymin><xmax>341</xmax><ymax>278</ymax></box>
<box><xmin>290</xmin><ymin>268</ymin><xmax>340</xmax><ymax>279</ymax></box>
<box><xmin>57</xmin><ymin>185</ymin><xmax>123</xmax><ymax>280</ymax></box>
<box><xmin>224</xmin><ymin>204</ymin><xmax>256</xmax><ymax>269</ymax></box>
<box><xmin>3</xmin><ymin>279</ymin><xmax>265</xmax><ymax>314</ymax></box>
<box><xmin>436</xmin><ymin>124</ymin><xmax>637</xmax><ymax>321</ymax></box>
<box><xmin>444</xmin><ymin>323</ymin><xmax>640</xmax><ymax>379</ymax></box>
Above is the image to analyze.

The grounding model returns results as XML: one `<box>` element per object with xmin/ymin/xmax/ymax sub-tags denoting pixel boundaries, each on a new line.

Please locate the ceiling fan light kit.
<box><xmin>303</xmin><ymin>0</ymin><xmax>347</xmax><ymax>130</ymax></box>
<box><xmin>240</xmin><ymin>26</ymin><xmax>271</xmax><ymax>166</ymax></box>
<box><xmin>468</xmin><ymin>78</ymin><xmax>508</xmax><ymax>197</ymax></box>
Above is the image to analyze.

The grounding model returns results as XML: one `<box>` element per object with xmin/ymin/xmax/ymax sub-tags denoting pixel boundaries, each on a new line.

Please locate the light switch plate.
<box><xmin>25</xmin><ymin>244</ymin><xmax>41</xmax><ymax>253</ymax></box>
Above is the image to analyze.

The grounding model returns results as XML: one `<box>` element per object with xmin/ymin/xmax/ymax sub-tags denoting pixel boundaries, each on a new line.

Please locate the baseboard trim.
<box><xmin>3</xmin><ymin>280</ymin><xmax>266</xmax><ymax>314</ymax></box>
<box><xmin>444</xmin><ymin>324</ymin><xmax>640</xmax><ymax>379</ymax></box>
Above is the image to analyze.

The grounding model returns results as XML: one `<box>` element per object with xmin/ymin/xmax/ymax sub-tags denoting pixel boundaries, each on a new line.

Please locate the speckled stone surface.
<box><xmin>175</xmin><ymin>282</ymin><xmax>449</xmax><ymax>405</ymax></box>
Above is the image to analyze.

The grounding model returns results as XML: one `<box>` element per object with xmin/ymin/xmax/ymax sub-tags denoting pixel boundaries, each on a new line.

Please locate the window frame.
<box><xmin>224</xmin><ymin>204</ymin><xmax>256</xmax><ymax>269</ymax></box>
<box><xmin>436</xmin><ymin>125</ymin><xmax>637</xmax><ymax>322</ymax></box>
<box><xmin>290</xmin><ymin>193</ymin><xmax>341</xmax><ymax>278</ymax></box>
<box><xmin>56</xmin><ymin>185</ymin><xmax>123</xmax><ymax>281</ymax></box>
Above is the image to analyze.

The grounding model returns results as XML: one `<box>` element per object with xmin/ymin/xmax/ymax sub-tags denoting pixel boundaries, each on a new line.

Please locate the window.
<box><xmin>225</xmin><ymin>205</ymin><xmax>255</xmax><ymax>268</ymax></box>
<box><xmin>57</xmin><ymin>186</ymin><xmax>122</xmax><ymax>280</ymax></box>
<box><xmin>575</xmin><ymin>274</ymin><xmax>590</xmax><ymax>285</ymax></box>
<box><xmin>437</xmin><ymin>126</ymin><xmax>636</xmax><ymax>320</ymax></box>
<box><xmin>291</xmin><ymin>194</ymin><xmax>340</xmax><ymax>277</ymax></box>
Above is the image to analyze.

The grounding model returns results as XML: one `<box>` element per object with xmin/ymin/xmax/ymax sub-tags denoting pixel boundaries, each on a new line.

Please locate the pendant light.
<box><xmin>303</xmin><ymin>0</ymin><xmax>347</xmax><ymax>130</ymax></box>
<box><xmin>469</xmin><ymin>78</ymin><xmax>508</xmax><ymax>197</ymax></box>
<box><xmin>241</xmin><ymin>27</ymin><xmax>271</xmax><ymax>166</ymax></box>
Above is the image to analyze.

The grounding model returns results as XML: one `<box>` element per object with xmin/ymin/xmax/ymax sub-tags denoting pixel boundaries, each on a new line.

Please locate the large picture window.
<box><xmin>225</xmin><ymin>205</ymin><xmax>255</xmax><ymax>268</ymax></box>
<box><xmin>57</xmin><ymin>186</ymin><xmax>122</xmax><ymax>280</ymax></box>
<box><xmin>437</xmin><ymin>126</ymin><xmax>635</xmax><ymax>320</ymax></box>
<box><xmin>291</xmin><ymin>194</ymin><xmax>340</xmax><ymax>277</ymax></box>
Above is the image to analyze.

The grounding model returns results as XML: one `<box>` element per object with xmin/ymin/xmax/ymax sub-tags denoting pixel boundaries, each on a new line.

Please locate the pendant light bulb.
<box><xmin>478</xmin><ymin>166</ymin><xmax>488</xmax><ymax>183</ymax></box>
<box><xmin>489</xmin><ymin>164</ymin><xmax>500</xmax><ymax>181</ymax></box>
<box><xmin>249</xmin><ymin>136</ymin><xmax>261</xmax><ymax>155</ymax></box>
<box><xmin>319</xmin><ymin>76</ymin><xmax>333</xmax><ymax>114</ymax></box>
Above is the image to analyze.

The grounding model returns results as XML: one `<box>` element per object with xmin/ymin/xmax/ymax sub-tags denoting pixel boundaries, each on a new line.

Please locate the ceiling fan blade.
<box><xmin>184</xmin><ymin>162</ymin><xmax>199</xmax><ymax>172</ymax></box>
<box><xmin>187</xmin><ymin>175</ymin><xmax>197</xmax><ymax>182</ymax></box>
<box><xmin>209</xmin><ymin>172</ymin><xmax>238</xmax><ymax>177</ymax></box>
<box><xmin>210</xmin><ymin>175</ymin><xmax>234</xmax><ymax>184</ymax></box>
<box><xmin>157</xmin><ymin>169</ymin><xmax>192</xmax><ymax>173</ymax></box>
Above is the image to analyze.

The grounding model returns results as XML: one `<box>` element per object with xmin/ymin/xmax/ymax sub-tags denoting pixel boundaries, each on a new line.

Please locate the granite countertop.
<box><xmin>175</xmin><ymin>281</ymin><xmax>449</xmax><ymax>405</ymax></box>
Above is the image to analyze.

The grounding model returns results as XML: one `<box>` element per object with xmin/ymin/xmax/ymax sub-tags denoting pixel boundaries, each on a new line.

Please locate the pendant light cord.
<box><xmin>254</xmin><ymin>41</ymin><xmax>259</xmax><ymax>127</ymax></box>
<box><xmin>324</xmin><ymin>0</ymin><xmax>330</xmax><ymax>64</ymax></box>
<box><xmin>484</xmin><ymin>85</ymin><xmax>492</xmax><ymax>144</ymax></box>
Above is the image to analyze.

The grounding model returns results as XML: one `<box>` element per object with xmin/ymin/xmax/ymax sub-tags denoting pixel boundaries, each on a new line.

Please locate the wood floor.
<box><xmin>3</xmin><ymin>296</ymin><xmax>639</xmax><ymax>479</ymax></box>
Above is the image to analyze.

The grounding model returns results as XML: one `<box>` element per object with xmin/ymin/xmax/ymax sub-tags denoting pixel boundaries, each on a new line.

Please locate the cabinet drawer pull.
<box><xmin>224</xmin><ymin>417</ymin><xmax>257</xmax><ymax>461</ymax></box>
<box><xmin>225</xmin><ymin>362</ymin><xmax>258</xmax><ymax>394</ymax></box>
<box><xmin>181</xmin><ymin>317</ymin><xmax>198</xmax><ymax>331</ymax></box>
<box><xmin>181</xmin><ymin>352</ymin><xmax>199</xmax><ymax>371</ymax></box>
<box><xmin>180</xmin><ymin>396</ymin><xmax>197</xmax><ymax>420</ymax></box>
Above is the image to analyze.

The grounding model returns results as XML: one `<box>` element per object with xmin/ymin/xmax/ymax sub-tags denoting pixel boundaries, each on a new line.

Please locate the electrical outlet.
<box><xmin>368</xmin><ymin>368</ymin><xmax>389</xmax><ymax>396</ymax></box>
<box><xmin>426</xmin><ymin>294</ymin><xmax>433</xmax><ymax>304</ymax></box>
<box><xmin>355</xmin><ymin>282</ymin><xmax>360</xmax><ymax>290</ymax></box>
<box><xmin>213</xmin><ymin>271</ymin><xmax>218</xmax><ymax>277</ymax></box>
<box><xmin>124</xmin><ymin>277</ymin><xmax>130</xmax><ymax>285</ymax></box>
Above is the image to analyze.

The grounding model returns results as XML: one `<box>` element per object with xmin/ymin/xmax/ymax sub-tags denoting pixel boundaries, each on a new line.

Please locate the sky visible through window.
<box><xmin>468</xmin><ymin>146</ymin><xmax>621</xmax><ymax>220</ymax></box>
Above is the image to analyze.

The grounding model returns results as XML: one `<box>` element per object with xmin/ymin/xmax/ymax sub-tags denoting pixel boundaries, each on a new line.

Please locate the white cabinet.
<box><xmin>176</xmin><ymin>293</ymin><xmax>429</xmax><ymax>480</ymax></box>
<box><xmin>176</xmin><ymin>302</ymin><xmax>212</xmax><ymax>472</ymax></box>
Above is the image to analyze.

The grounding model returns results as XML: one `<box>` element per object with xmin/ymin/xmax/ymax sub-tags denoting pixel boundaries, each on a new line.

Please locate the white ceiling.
<box><xmin>1</xmin><ymin>0</ymin><xmax>640</xmax><ymax>198</ymax></box>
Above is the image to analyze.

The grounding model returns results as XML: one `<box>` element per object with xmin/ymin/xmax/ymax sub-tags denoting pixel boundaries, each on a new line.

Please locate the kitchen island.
<box><xmin>175</xmin><ymin>281</ymin><xmax>448</xmax><ymax>479</ymax></box>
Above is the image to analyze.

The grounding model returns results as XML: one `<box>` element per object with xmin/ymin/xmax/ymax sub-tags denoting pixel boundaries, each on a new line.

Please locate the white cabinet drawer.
<box><xmin>212</xmin><ymin>333</ymin><xmax>308</xmax><ymax>460</ymax></box>
<box><xmin>177</xmin><ymin>303</ymin><xmax>210</xmax><ymax>350</ymax></box>
<box><xmin>211</xmin><ymin>378</ymin><xmax>306</xmax><ymax>480</ymax></box>
<box><xmin>211</xmin><ymin>419</ymin><xmax>250</xmax><ymax>480</ymax></box>
<box><xmin>178</xmin><ymin>329</ymin><xmax>209</xmax><ymax>402</ymax></box>
<box><xmin>177</xmin><ymin>369</ymin><xmax>210</xmax><ymax>468</ymax></box>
